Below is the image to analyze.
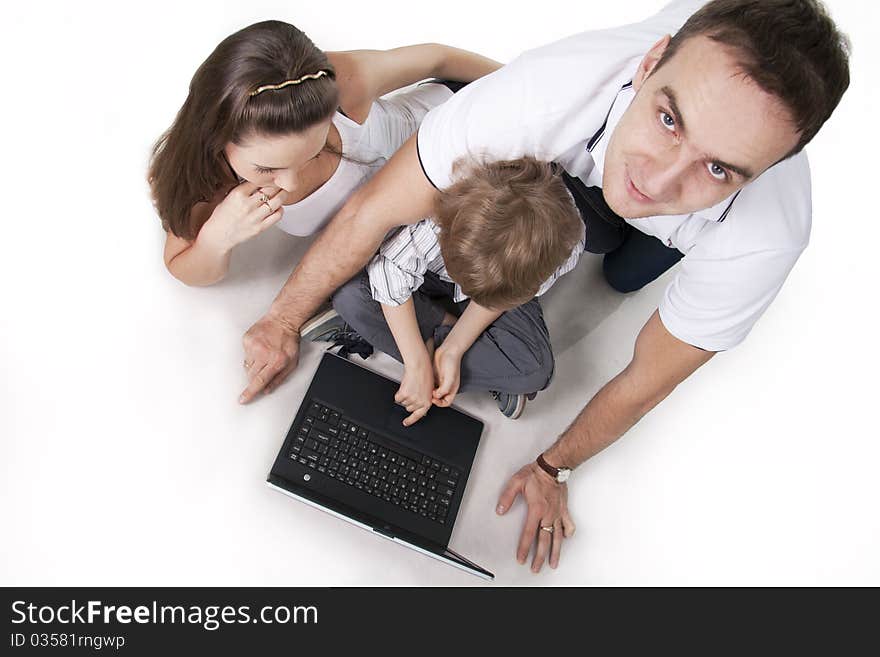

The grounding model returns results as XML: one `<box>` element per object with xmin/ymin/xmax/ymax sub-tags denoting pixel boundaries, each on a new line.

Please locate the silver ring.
<box><xmin>258</xmin><ymin>192</ymin><xmax>269</xmax><ymax>204</ymax></box>
<box><xmin>262</xmin><ymin>201</ymin><xmax>272</xmax><ymax>212</ymax></box>
<box><xmin>540</xmin><ymin>525</ymin><xmax>554</xmax><ymax>534</ymax></box>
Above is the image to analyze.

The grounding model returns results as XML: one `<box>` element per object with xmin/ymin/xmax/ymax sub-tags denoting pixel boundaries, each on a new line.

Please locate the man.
<box><xmin>239</xmin><ymin>0</ymin><xmax>850</xmax><ymax>572</ymax></box>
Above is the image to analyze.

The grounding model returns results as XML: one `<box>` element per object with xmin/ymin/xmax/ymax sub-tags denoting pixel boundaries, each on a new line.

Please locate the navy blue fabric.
<box><xmin>602</xmin><ymin>227</ymin><xmax>684</xmax><ymax>293</ymax></box>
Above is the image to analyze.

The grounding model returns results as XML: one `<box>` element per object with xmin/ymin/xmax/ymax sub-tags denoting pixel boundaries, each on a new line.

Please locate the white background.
<box><xmin>1</xmin><ymin>0</ymin><xmax>877</xmax><ymax>586</ymax></box>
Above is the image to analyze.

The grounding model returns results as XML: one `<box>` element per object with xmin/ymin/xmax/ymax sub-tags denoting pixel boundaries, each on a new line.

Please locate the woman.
<box><xmin>148</xmin><ymin>20</ymin><xmax>500</xmax><ymax>286</ymax></box>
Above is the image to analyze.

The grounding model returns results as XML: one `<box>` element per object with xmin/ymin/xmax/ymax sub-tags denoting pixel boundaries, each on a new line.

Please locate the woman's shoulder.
<box><xmin>326</xmin><ymin>51</ymin><xmax>373</xmax><ymax>124</ymax></box>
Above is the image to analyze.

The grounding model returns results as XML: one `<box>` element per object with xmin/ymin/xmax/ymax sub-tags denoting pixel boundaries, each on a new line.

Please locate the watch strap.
<box><xmin>536</xmin><ymin>453</ymin><xmax>565</xmax><ymax>481</ymax></box>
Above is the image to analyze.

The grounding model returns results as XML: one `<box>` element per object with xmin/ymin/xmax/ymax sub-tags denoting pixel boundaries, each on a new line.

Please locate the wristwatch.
<box><xmin>536</xmin><ymin>453</ymin><xmax>572</xmax><ymax>484</ymax></box>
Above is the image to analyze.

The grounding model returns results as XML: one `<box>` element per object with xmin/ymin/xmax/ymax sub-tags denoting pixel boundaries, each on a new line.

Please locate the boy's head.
<box><xmin>435</xmin><ymin>157</ymin><xmax>583</xmax><ymax>311</ymax></box>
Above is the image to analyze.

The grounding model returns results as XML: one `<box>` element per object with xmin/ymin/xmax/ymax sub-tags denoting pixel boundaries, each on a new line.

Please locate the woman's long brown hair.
<box><xmin>148</xmin><ymin>21</ymin><xmax>339</xmax><ymax>240</ymax></box>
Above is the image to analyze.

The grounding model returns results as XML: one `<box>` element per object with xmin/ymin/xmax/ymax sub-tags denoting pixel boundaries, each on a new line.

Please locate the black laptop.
<box><xmin>267</xmin><ymin>351</ymin><xmax>494</xmax><ymax>580</ymax></box>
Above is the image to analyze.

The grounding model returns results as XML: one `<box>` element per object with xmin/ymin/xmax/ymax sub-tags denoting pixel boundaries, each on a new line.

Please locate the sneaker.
<box><xmin>301</xmin><ymin>308</ymin><xmax>345</xmax><ymax>342</ymax></box>
<box><xmin>491</xmin><ymin>391</ymin><xmax>528</xmax><ymax>419</ymax></box>
<box><xmin>300</xmin><ymin>308</ymin><xmax>373</xmax><ymax>360</ymax></box>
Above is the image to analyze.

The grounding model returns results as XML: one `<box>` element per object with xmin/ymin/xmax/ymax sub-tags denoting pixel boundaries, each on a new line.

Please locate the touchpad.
<box><xmin>384</xmin><ymin>403</ymin><xmax>443</xmax><ymax>442</ymax></box>
<box><xmin>381</xmin><ymin>401</ymin><xmax>476</xmax><ymax>466</ymax></box>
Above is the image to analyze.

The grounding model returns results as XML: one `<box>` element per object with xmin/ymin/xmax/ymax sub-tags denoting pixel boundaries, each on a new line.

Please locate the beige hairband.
<box><xmin>249</xmin><ymin>70</ymin><xmax>329</xmax><ymax>97</ymax></box>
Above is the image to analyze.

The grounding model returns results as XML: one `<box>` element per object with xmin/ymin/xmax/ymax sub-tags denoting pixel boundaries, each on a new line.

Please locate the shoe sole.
<box><xmin>300</xmin><ymin>308</ymin><xmax>341</xmax><ymax>342</ymax></box>
<box><xmin>504</xmin><ymin>394</ymin><xmax>527</xmax><ymax>420</ymax></box>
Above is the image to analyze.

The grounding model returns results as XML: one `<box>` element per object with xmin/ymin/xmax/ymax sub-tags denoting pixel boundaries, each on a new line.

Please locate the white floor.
<box><xmin>2</xmin><ymin>0</ymin><xmax>878</xmax><ymax>587</ymax></box>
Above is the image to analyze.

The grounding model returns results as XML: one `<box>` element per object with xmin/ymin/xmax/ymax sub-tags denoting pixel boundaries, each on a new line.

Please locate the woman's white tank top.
<box><xmin>276</xmin><ymin>82</ymin><xmax>454</xmax><ymax>237</ymax></box>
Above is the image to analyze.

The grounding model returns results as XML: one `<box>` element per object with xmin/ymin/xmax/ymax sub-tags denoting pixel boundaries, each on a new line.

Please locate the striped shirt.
<box><xmin>367</xmin><ymin>218</ymin><xmax>586</xmax><ymax>306</ymax></box>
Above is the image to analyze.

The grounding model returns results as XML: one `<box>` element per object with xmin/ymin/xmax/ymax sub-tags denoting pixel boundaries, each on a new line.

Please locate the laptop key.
<box><xmin>300</xmin><ymin>405</ymin><xmax>465</xmax><ymax>526</ymax></box>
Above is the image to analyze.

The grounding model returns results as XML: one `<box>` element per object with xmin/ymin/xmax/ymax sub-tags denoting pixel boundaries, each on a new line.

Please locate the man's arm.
<box><xmin>496</xmin><ymin>310</ymin><xmax>715</xmax><ymax>572</ymax></box>
<box><xmin>240</xmin><ymin>135</ymin><xmax>437</xmax><ymax>403</ymax></box>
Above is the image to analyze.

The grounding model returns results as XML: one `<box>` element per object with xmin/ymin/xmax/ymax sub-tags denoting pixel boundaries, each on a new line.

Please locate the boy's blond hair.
<box><xmin>435</xmin><ymin>157</ymin><xmax>582</xmax><ymax>311</ymax></box>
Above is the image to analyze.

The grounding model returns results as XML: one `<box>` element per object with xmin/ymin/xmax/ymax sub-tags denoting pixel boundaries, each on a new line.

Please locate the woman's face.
<box><xmin>225</xmin><ymin>119</ymin><xmax>332</xmax><ymax>192</ymax></box>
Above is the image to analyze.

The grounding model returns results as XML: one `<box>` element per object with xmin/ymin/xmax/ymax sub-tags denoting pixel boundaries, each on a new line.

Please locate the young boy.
<box><xmin>303</xmin><ymin>157</ymin><xmax>585</xmax><ymax>423</ymax></box>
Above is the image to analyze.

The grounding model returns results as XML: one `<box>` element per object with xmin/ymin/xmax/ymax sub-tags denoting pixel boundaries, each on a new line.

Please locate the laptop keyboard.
<box><xmin>288</xmin><ymin>400</ymin><xmax>461</xmax><ymax>525</ymax></box>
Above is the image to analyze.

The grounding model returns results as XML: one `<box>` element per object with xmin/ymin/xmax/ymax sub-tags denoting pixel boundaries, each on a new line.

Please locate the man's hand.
<box><xmin>496</xmin><ymin>462</ymin><xmax>576</xmax><ymax>572</ymax></box>
<box><xmin>240</xmin><ymin>314</ymin><xmax>301</xmax><ymax>403</ymax></box>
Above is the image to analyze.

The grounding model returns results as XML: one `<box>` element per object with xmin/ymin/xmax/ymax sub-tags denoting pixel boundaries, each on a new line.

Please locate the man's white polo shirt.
<box><xmin>416</xmin><ymin>0</ymin><xmax>812</xmax><ymax>352</ymax></box>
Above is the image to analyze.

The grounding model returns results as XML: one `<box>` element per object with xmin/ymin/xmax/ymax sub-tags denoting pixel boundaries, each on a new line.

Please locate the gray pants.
<box><xmin>331</xmin><ymin>271</ymin><xmax>554</xmax><ymax>394</ymax></box>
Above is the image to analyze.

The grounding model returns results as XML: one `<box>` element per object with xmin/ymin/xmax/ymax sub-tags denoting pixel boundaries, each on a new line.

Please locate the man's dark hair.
<box><xmin>655</xmin><ymin>0</ymin><xmax>850</xmax><ymax>157</ymax></box>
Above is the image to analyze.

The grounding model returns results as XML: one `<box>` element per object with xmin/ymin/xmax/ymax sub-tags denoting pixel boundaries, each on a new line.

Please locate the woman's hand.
<box><xmin>432</xmin><ymin>345</ymin><xmax>462</xmax><ymax>408</ymax></box>
<box><xmin>394</xmin><ymin>354</ymin><xmax>435</xmax><ymax>427</ymax></box>
<box><xmin>200</xmin><ymin>182</ymin><xmax>286</xmax><ymax>252</ymax></box>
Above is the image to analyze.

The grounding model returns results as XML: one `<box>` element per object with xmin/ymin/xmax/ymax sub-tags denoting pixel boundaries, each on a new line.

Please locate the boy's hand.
<box><xmin>432</xmin><ymin>345</ymin><xmax>462</xmax><ymax>408</ymax></box>
<box><xmin>394</xmin><ymin>355</ymin><xmax>434</xmax><ymax>426</ymax></box>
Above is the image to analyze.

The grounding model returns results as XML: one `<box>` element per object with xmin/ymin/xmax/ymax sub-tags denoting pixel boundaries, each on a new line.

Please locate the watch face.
<box><xmin>557</xmin><ymin>468</ymin><xmax>571</xmax><ymax>483</ymax></box>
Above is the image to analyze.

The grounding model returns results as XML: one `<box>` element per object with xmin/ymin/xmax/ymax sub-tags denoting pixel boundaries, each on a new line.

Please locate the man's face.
<box><xmin>602</xmin><ymin>35</ymin><xmax>801</xmax><ymax>219</ymax></box>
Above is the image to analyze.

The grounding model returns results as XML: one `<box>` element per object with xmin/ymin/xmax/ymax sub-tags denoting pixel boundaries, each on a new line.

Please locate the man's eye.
<box><xmin>660</xmin><ymin>111</ymin><xmax>676</xmax><ymax>131</ymax></box>
<box><xmin>707</xmin><ymin>162</ymin><xmax>727</xmax><ymax>181</ymax></box>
